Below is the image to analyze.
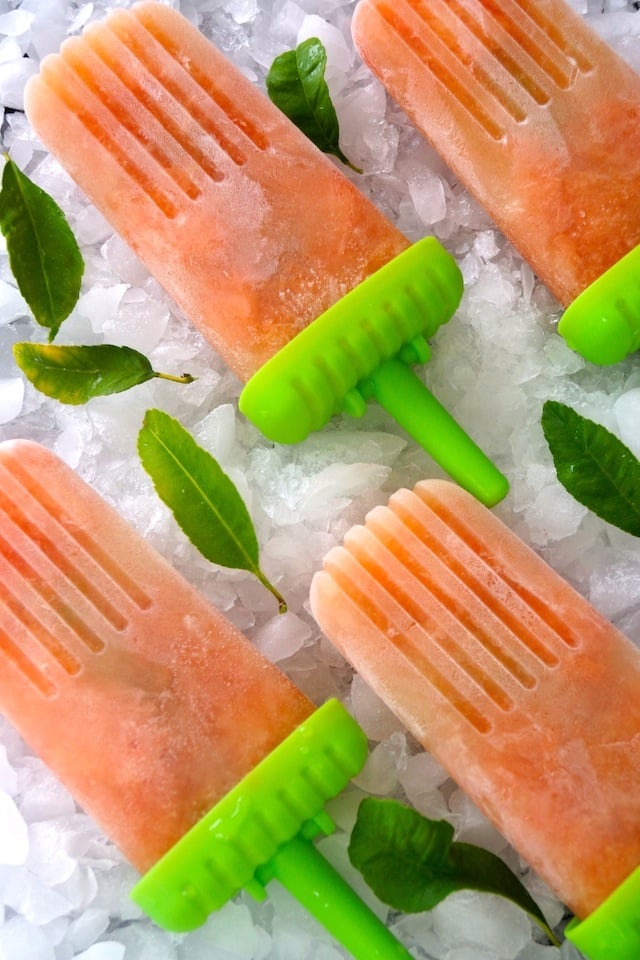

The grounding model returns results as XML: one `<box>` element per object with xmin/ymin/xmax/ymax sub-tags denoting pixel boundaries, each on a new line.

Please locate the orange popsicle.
<box><xmin>351</xmin><ymin>0</ymin><xmax>640</xmax><ymax>364</ymax></box>
<box><xmin>310</xmin><ymin>479</ymin><xmax>640</xmax><ymax>959</ymax></box>
<box><xmin>0</xmin><ymin>438</ymin><xmax>412</xmax><ymax>960</ymax></box>
<box><xmin>23</xmin><ymin>1</ymin><xmax>508</xmax><ymax>508</ymax></box>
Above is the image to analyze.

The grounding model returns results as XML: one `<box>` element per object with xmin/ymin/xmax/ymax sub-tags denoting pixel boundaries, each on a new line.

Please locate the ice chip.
<box><xmin>0</xmin><ymin>790</ymin><xmax>28</xmax><ymax>865</ymax></box>
<box><xmin>614</xmin><ymin>388</ymin><xmax>640</xmax><ymax>459</ymax></box>
<box><xmin>253</xmin><ymin>611</ymin><xmax>312</xmax><ymax>662</ymax></box>
<box><xmin>76</xmin><ymin>943</ymin><xmax>126</xmax><ymax>960</ymax></box>
<box><xmin>0</xmin><ymin>915</ymin><xmax>55</xmax><ymax>960</ymax></box>
<box><xmin>0</xmin><ymin>377</ymin><xmax>24</xmax><ymax>425</ymax></box>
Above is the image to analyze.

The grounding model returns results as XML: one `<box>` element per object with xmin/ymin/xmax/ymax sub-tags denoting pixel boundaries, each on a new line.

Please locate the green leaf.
<box><xmin>541</xmin><ymin>399</ymin><xmax>640</xmax><ymax>536</ymax></box>
<box><xmin>349</xmin><ymin>798</ymin><xmax>559</xmax><ymax>945</ymax></box>
<box><xmin>266</xmin><ymin>38</ymin><xmax>361</xmax><ymax>172</ymax></box>
<box><xmin>0</xmin><ymin>157</ymin><xmax>83</xmax><ymax>339</ymax></box>
<box><xmin>13</xmin><ymin>342</ymin><xmax>196</xmax><ymax>404</ymax></box>
<box><xmin>138</xmin><ymin>409</ymin><xmax>286</xmax><ymax>612</ymax></box>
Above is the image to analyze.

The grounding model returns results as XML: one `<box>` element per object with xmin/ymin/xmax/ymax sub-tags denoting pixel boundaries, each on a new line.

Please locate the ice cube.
<box><xmin>0</xmin><ymin>377</ymin><xmax>24</xmax><ymax>424</ymax></box>
<box><xmin>350</xmin><ymin>675</ymin><xmax>406</xmax><ymax>741</ymax></box>
<box><xmin>0</xmin><ymin>790</ymin><xmax>28</xmax><ymax>865</ymax></box>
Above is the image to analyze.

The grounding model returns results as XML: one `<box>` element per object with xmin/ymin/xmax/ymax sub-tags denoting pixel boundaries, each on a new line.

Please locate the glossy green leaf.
<box><xmin>349</xmin><ymin>798</ymin><xmax>558</xmax><ymax>944</ymax></box>
<box><xmin>138</xmin><ymin>409</ymin><xmax>286</xmax><ymax>611</ymax></box>
<box><xmin>266</xmin><ymin>38</ymin><xmax>361</xmax><ymax>172</ymax></box>
<box><xmin>541</xmin><ymin>399</ymin><xmax>640</xmax><ymax>536</ymax></box>
<box><xmin>13</xmin><ymin>342</ymin><xmax>195</xmax><ymax>404</ymax></box>
<box><xmin>0</xmin><ymin>158</ymin><xmax>83</xmax><ymax>339</ymax></box>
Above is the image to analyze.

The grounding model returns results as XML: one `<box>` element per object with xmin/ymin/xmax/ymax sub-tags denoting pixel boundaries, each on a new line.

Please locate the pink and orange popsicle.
<box><xmin>351</xmin><ymin>0</ymin><xmax>640</xmax><ymax>364</ymax></box>
<box><xmin>23</xmin><ymin>2</ymin><xmax>507</xmax><ymax>506</ymax></box>
<box><xmin>310</xmin><ymin>479</ymin><xmax>640</xmax><ymax>960</ymax></box>
<box><xmin>0</xmin><ymin>438</ymin><xmax>412</xmax><ymax>960</ymax></box>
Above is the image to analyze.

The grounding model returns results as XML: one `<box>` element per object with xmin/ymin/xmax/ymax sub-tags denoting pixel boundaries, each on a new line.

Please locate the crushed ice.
<box><xmin>0</xmin><ymin>0</ymin><xmax>639</xmax><ymax>957</ymax></box>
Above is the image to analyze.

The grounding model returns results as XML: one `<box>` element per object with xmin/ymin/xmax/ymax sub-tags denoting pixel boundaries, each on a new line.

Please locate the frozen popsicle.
<box><xmin>22</xmin><ymin>2</ymin><xmax>508</xmax><ymax>507</ymax></box>
<box><xmin>351</xmin><ymin>0</ymin><xmax>640</xmax><ymax>365</ymax></box>
<box><xmin>0</xmin><ymin>437</ymin><xmax>413</xmax><ymax>960</ymax></box>
<box><xmin>310</xmin><ymin>478</ymin><xmax>640</xmax><ymax>960</ymax></box>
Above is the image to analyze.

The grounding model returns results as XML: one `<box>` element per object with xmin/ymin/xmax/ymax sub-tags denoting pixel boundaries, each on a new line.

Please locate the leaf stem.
<box><xmin>153</xmin><ymin>370</ymin><xmax>198</xmax><ymax>384</ymax></box>
<box><xmin>256</xmin><ymin>567</ymin><xmax>288</xmax><ymax>614</ymax></box>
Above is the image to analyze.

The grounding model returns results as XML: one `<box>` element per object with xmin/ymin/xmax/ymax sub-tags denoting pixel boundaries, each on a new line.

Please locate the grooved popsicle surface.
<box><xmin>0</xmin><ymin>439</ymin><xmax>313</xmax><ymax>874</ymax></box>
<box><xmin>352</xmin><ymin>0</ymin><xmax>640</xmax><ymax>306</ymax></box>
<box><xmin>310</xmin><ymin>479</ymin><xmax>640</xmax><ymax>919</ymax></box>
<box><xmin>25</xmin><ymin>2</ymin><xmax>408</xmax><ymax>382</ymax></box>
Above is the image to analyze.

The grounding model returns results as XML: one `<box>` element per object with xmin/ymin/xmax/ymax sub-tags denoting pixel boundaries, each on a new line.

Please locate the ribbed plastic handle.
<box><xmin>566</xmin><ymin>865</ymin><xmax>640</xmax><ymax>960</ymax></box>
<box><xmin>558</xmin><ymin>244</ymin><xmax>640</xmax><ymax>364</ymax></box>
<box><xmin>240</xmin><ymin>237</ymin><xmax>462</xmax><ymax>442</ymax></box>
<box><xmin>130</xmin><ymin>701</ymin><xmax>412</xmax><ymax>958</ymax></box>
<box><xmin>240</xmin><ymin>238</ymin><xmax>509</xmax><ymax>506</ymax></box>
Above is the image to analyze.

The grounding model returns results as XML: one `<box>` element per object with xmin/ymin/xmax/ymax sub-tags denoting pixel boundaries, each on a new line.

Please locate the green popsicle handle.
<box><xmin>239</xmin><ymin>237</ymin><xmax>508</xmax><ymax>506</ymax></box>
<box><xmin>558</xmin><ymin>243</ymin><xmax>640</xmax><ymax>364</ymax></box>
<box><xmin>131</xmin><ymin>700</ymin><xmax>412</xmax><ymax>959</ymax></box>
<box><xmin>364</xmin><ymin>356</ymin><xmax>508</xmax><ymax>507</ymax></box>
<box><xmin>565</xmin><ymin>864</ymin><xmax>640</xmax><ymax>960</ymax></box>
<box><xmin>259</xmin><ymin>833</ymin><xmax>413</xmax><ymax>960</ymax></box>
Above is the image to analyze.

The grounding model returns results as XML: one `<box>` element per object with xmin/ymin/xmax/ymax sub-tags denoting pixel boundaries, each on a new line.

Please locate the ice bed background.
<box><xmin>0</xmin><ymin>0</ymin><xmax>639</xmax><ymax>958</ymax></box>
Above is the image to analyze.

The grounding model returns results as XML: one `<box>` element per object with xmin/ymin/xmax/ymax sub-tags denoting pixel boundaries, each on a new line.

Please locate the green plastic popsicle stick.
<box><xmin>565</xmin><ymin>864</ymin><xmax>640</xmax><ymax>960</ymax></box>
<box><xmin>363</xmin><ymin>356</ymin><xmax>509</xmax><ymax>506</ymax></box>
<box><xmin>131</xmin><ymin>699</ymin><xmax>412</xmax><ymax>960</ymax></box>
<box><xmin>239</xmin><ymin>237</ymin><xmax>509</xmax><ymax>506</ymax></box>
<box><xmin>558</xmin><ymin>243</ymin><xmax>640</xmax><ymax>364</ymax></box>
<box><xmin>258</xmin><ymin>832</ymin><xmax>411</xmax><ymax>960</ymax></box>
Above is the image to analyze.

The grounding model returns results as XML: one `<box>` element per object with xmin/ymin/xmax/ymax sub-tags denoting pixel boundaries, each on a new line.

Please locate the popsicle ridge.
<box><xmin>38</xmin><ymin>50</ymin><xmax>183</xmax><ymax>219</ymax></box>
<box><xmin>132</xmin><ymin>4</ymin><xmax>269</xmax><ymax>153</ymax></box>
<box><xmin>102</xmin><ymin>12</ymin><xmax>250</xmax><ymax>169</ymax></box>
<box><xmin>321</xmin><ymin>544</ymin><xmax>506</xmax><ymax>733</ymax></box>
<box><xmin>0</xmin><ymin>614</ymin><xmax>62</xmax><ymax>698</ymax></box>
<box><xmin>0</xmin><ymin>455</ymin><xmax>172</xmax><ymax>696</ymax></box>
<box><xmin>508</xmin><ymin>0</ymin><xmax>595</xmax><ymax>73</ymax></box>
<box><xmin>315</xmin><ymin>482</ymin><xmax>605</xmax><ymax>740</ymax></box>
<box><xmin>83</xmin><ymin>19</ymin><xmax>225</xmax><ymax>184</ymax></box>
<box><xmin>320</xmin><ymin>506</ymin><xmax>561</xmax><ymax>732</ymax></box>
<box><xmin>0</xmin><ymin>486</ymin><xmax>127</xmax><ymax>637</ymax></box>
<box><xmin>372</xmin><ymin>0</ymin><xmax>514</xmax><ymax>139</ymax></box>
<box><xmin>409</xmin><ymin>483</ymin><xmax>579</xmax><ymax>656</ymax></box>
<box><xmin>370</xmin><ymin>0</ymin><xmax>593</xmax><ymax>145</ymax></box>
<box><xmin>0</xmin><ymin>457</ymin><xmax>152</xmax><ymax>615</ymax></box>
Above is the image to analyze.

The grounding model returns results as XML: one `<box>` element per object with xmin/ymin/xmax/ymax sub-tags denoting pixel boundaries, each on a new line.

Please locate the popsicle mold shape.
<box><xmin>0</xmin><ymin>438</ymin><xmax>412</xmax><ymax>960</ymax></box>
<box><xmin>310</xmin><ymin>478</ymin><xmax>640</xmax><ymax>958</ymax></box>
<box><xmin>351</xmin><ymin>0</ymin><xmax>640</xmax><ymax>364</ymax></box>
<box><xmin>24</xmin><ymin>1</ymin><xmax>508</xmax><ymax>506</ymax></box>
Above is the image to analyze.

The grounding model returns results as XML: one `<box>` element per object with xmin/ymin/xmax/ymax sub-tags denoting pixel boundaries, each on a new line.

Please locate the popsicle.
<box><xmin>310</xmin><ymin>478</ymin><xmax>640</xmax><ymax>960</ymax></box>
<box><xmin>22</xmin><ymin>2</ymin><xmax>508</xmax><ymax>508</ymax></box>
<box><xmin>0</xmin><ymin>437</ymin><xmax>413</xmax><ymax>960</ymax></box>
<box><xmin>351</xmin><ymin>0</ymin><xmax>640</xmax><ymax>365</ymax></box>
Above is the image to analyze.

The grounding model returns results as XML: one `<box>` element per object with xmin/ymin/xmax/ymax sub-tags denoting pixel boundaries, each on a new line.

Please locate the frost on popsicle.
<box><xmin>138</xmin><ymin>409</ymin><xmax>287</xmax><ymax>613</ymax></box>
<box><xmin>349</xmin><ymin>797</ymin><xmax>560</xmax><ymax>946</ymax></box>
<box><xmin>267</xmin><ymin>38</ymin><xmax>361</xmax><ymax>172</ymax></box>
